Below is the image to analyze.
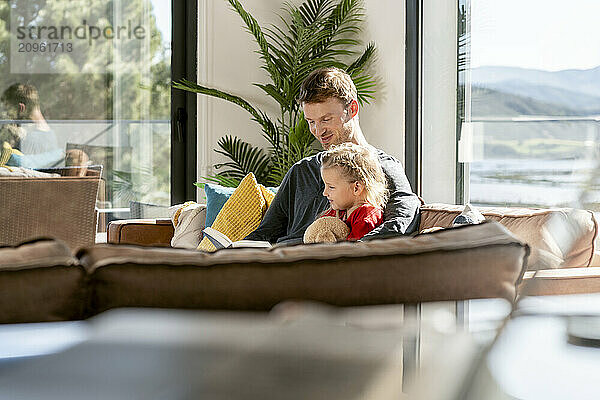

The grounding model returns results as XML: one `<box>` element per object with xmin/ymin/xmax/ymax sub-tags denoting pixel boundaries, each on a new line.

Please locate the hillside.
<box><xmin>470</xmin><ymin>86</ymin><xmax>588</xmax><ymax>117</ymax></box>
<box><xmin>471</xmin><ymin>65</ymin><xmax>600</xmax><ymax>115</ymax></box>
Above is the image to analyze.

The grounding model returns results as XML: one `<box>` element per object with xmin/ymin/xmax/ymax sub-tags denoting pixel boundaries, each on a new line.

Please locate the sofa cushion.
<box><xmin>0</xmin><ymin>238</ymin><xmax>87</xmax><ymax>323</ymax></box>
<box><xmin>420</xmin><ymin>204</ymin><xmax>597</xmax><ymax>269</ymax></box>
<box><xmin>204</xmin><ymin>182</ymin><xmax>278</xmax><ymax>228</ymax></box>
<box><xmin>204</xmin><ymin>183</ymin><xmax>235</xmax><ymax>228</ymax></box>
<box><xmin>168</xmin><ymin>202</ymin><xmax>207</xmax><ymax>249</ymax></box>
<box><xmin>80</xmin><ymin>221</ymin><xmax>528</xmax><ymax>315</ymax></box>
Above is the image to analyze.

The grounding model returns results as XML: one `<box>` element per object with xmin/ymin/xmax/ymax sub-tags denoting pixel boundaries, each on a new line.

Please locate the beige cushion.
<box><xmin>168</xmin><ymin>202</ymin><xmax>207</xmax><ymax>249</ymax></box>
<box><xmin>0</xmin><ymin>239</ymin><xmax>86</xmax><ymax>323</ymax></box>
<box><xmin>420</xmin><ymin>204</ymin><xmax>597</xmax><ymax>269</ymax></box>
<box><xmin>80</xmin><ymin>221</ymin><xmax>527</xmax><ymax>315</ymax></box>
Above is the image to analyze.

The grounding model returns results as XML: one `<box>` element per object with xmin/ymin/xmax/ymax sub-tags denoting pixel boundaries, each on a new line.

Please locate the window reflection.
<box><xmin>0</xmin><ymin>0</ymin><xmax>171</xmax><ymax>230</ymax></box>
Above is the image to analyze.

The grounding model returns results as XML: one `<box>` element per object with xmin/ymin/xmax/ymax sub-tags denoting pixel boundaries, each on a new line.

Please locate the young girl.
<box><xmin>317</xmin><ymin>143</ymin><xmax>388</xmax><ymax>241</ymax></box>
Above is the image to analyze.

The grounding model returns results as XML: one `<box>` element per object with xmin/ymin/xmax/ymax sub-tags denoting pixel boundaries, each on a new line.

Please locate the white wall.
<box><xmin>197</xmin><ymin>0</ymin><xmax>406</xmax><ymax>198</ymax></box>
<box><xmin>421</xmin><ymin>0</ymin><xmax>458</xmax><ymax>204</ymax></box>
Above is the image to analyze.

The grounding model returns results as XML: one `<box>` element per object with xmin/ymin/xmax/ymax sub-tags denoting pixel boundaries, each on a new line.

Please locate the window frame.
<box><xmin>171</xmin><ymin>0</ymin><xmax>198</xmax><ymax>204</ymax></box>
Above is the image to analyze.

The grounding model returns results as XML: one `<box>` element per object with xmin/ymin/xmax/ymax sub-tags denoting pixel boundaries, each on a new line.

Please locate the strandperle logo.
<box><xmin>10</xmin><ymin>3</ymin><xmax>150</xmax><ymax>75</ymax></box>
<box><xmin>15</xmin><ymin>19</ymin><xmax>146</xmax><ymax>46</ymax></box>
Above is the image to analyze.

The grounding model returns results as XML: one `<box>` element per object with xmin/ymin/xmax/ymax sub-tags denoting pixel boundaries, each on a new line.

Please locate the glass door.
<box><xmin>0</xmin><ymin>0</ymin><xmax>172</xmax><ymax>230</ymax></box>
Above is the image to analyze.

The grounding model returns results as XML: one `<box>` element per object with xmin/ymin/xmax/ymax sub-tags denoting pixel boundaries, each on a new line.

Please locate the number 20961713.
<box><xmin>18</xmin><ymin>42</ymin><xmax>73</xmax><ymax>52</ymax></box>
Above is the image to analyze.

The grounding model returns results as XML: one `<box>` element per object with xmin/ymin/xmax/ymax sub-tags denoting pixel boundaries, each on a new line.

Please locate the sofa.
<box><xmin>107</xmin><ymin>203</ymin><xmax>600</xmax><ymax>297</ymax></box>
<box><xmin>1</xmin><ymin>219</ymin><xmax>528</xmax><ymax>324</ymax></box>
<box><xmin>2</xmin><ymin>202</ymin><xmax>597</xmax><ymax>324</ymax></box>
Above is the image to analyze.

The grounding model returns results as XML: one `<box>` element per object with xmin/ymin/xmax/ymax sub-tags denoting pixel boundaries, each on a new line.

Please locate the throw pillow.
<box><xmin>204</xmin><ymin>182</ymin><xmax>277</xmax><ymax>227</ymax></box>
<box><xmin>198</xmin><ymin>173</ymin><xmax>272</xmax><ymax>252</ymax></box>
<box><xmin>0</xmin><ymin>142</ymin><xmax>23</xmax><ymax>166</ymax></box>
<box><xmin>169</xmin><ymin>202</ymin><xmax>207</xmax><ymax>249</ymax></box>
<box><xmin>204</xmin><ymin>183</ymin><xmax>235</xmax><ymax>228</ymax></box>
<box><xmin>452</xmin><ymin>203</ymin><xmax>485</xmax><ymax>226</ymax></box>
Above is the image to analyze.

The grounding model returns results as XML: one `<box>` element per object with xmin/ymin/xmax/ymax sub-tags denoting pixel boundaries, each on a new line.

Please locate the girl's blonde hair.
<box><xmin>321</xmin><ymin>143</ymin><xmax>388</xmax><ymax>209</ymax></box>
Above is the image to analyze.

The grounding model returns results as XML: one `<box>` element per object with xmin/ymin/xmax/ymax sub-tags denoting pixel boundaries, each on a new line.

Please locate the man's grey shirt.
<box><xmin>245</xmin><ymin>148</ymin><xmax>421</xmax><ymax>244</ymax></box>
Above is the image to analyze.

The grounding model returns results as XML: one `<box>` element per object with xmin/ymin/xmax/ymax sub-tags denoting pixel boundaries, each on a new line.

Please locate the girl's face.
<box><xmin>321</xmin><ymin>166</ymin><xmax>363</xmax><ymax>210</ymax></box>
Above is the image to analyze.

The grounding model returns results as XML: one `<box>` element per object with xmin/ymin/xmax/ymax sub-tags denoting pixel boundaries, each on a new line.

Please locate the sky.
<box><xmin>151</xmin><ymin>0</ymin><xmax>171</xmax><ymax>45</ymax></box>
<box><xmin>471</xmin><ymin>0</ymin><xmax>600</xmax><ymax>71</ymax></box>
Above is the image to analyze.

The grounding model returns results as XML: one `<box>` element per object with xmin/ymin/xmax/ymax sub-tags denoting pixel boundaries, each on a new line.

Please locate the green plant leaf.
<box><xmin>298</xmin><ymin>0</ymin><xmax>336</xmax><ymax>27</ymax></box>
<box><xmin>199</xmin><ymin>174</ymin><xmax>242</xmax><ymax>188</ymax></box>
<box><xmin>227</xmin><ymin>0</ymin><xmax>282</xmax><ymax>87</ymax></box>
<box><xmin>346</xmin><ymin>41</ymin><xmax>376</xmax><ymax>76</ymax></box>
<box><xmin>175</xmin><ymin>0</ymin><xmax>378</xmax><ymax>186</ymax></box>
<box><xmin>213</xmin><ymin>135</ymin><xmax>271</xmax><ymax>185</ymax></box>
<box><xmin>254</xmin><ymin>83</ymin><xmax>288</xmax><ymax>110</ymax></box>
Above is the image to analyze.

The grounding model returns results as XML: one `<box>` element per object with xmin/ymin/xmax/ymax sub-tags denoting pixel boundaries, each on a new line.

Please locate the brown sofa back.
<box><xmin>420</xmin><ymin>204</ymin><xmax>597</xmax><ymax>269</ymax></box>
<box><xmin>79</xmin><ymin>221</ymin><xmax>528</xmax><ymax>314</ymax></box>
<box><xmin>0</xmin><ymin>239</ymin><xmax>87</xmax><ymax>323</ymax></box>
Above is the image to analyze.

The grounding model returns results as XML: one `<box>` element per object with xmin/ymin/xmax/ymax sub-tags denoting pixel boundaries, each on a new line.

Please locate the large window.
<box><xmin>459</xmin><ymin>0</ymin><xmax>600</xmax><ymax>209</ymax></box>
<box><xmin>0</xmin><ymin>0</ymin><xmax>172</xmax><ymax>229</ymax></box>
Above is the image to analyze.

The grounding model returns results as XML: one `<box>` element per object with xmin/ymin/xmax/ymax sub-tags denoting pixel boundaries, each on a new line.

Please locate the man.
<box><xmin>1</xmin><ymin>83</ymin><xmax>63</xmax><ymax>169</ymax></box>
<box><xmin>246</xmin><ymin>67</ymin><xmax>421</xmax><ymax>244</ymax></box>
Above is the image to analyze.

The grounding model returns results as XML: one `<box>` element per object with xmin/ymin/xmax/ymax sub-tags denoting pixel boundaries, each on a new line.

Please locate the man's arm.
<box><xmin>363</xmin><ymin>153</ymin><xmax>421</xmax><ymax>239</ymax></box>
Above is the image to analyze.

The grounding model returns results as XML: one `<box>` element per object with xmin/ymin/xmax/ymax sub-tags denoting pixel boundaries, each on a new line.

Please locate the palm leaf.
<box><xmin>317</xmin><ymin>0</ymin><xmax>363</xmax><ymax>54</ymax></box>
<box><xmin>173</xmin><ymin>79</ymin><xmax>280</xmax><ymax>149</ymax></box>
<box><xmin>173</xmin><ymin>79</ymin><xmax>263</xmax><ymax>122</ymax></box>
<box><xmin>254</xmin><ymin>83</ymin><xmax>288</xmax><ymax>110</ymax></box>
<box><xmin>213</xmin><ymin>135</ymin><xmax>271</xmax><ymax>184</ymax></box>
<box><xmin>297</xmin><ymin>0</ymin><xmax>336</xmax><ymax>27</ymax></box>
<box><xmin>346</xmin><ymin>41</ymin><xmax>376</xmax><ymax>76</ymax></box>
<box><xmin>227</xmin><ymin>0</ymin><xmax>282</xmax><ymax>86</ymax></box>
<box><xmin>351</xmin><ymin>74</ymin><xmax>377</xmax><ymax>105</ymax></box>
<box><xmin>200</xmin><ymin>174</ymin><xmax>242</xmax><ymax>188</ymax></box>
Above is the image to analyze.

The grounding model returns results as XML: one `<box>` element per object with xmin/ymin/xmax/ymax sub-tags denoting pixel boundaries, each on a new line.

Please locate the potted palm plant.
<box><xmin>173</xmin><ymin>0</ymin><xmax>377</xmax><ymax>187</ymax></box>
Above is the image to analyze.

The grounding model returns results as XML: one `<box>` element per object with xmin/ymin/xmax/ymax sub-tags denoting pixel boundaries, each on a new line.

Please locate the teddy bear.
<box><xmin>303</xmin><ymin>216</ymin><xmax>350</xmax><ymax>243</ymax></box>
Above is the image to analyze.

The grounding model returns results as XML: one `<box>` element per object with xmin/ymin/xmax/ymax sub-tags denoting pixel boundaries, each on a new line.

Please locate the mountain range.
<box><xmin>470</xmin><ymin>65</ymin><xmax>600</xmax><ymax>117</ymax></box>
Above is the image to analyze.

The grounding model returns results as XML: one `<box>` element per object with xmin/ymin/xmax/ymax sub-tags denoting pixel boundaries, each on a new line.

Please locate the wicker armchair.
<box><xmin>0</xmin><ymin>167</ymin><xmax>101</xmax><ymax>251</ymax></box>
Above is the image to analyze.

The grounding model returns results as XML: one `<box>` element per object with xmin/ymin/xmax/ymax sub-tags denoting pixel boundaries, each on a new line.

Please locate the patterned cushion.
<box><xmin>198</xmin><ymin>173</ymin><xmax>274</xmax><ymax>252</ymax></box>
<box><xmin>169</xmin><ymin>202</ymin><xmax>207</xmax><ymax>249</ymax></box>
<box><xmin>204</xmin><ymin>183</ymin><xmax>277</xmax><ymax>227</ymax></box>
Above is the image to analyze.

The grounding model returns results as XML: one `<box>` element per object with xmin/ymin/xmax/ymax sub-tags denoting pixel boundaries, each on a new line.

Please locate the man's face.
<box><xmin>303</xmin><ymin>98</ymin><xmax>353</xmax><ymax>150</ymax></box>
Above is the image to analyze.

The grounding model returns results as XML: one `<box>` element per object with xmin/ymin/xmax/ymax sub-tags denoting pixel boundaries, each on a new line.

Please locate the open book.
<box><xmin>202</xmin><ymin>227</ymin><xmax>271</xmax><ymax>249</ymax></box>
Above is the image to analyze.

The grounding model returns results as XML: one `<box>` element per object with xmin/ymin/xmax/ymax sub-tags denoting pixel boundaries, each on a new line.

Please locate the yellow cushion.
<box><xmin>198</xmin><ymin>173</ymin><xmax>271</xmax><ymax>252</ymax></box>
<box><xmin>260</xmin><ymin>184</ymin><xmax>276</xmax><ymax>208</ymax></box>
<box><xmin>0</xmin><ymin>142</ymin><xmax>24</xmax><ymax>166</ymax></box>
<box><xmin>1</xmin><ymin>142</ymin><xmax>12</xmax><ymax>166</ymax></box>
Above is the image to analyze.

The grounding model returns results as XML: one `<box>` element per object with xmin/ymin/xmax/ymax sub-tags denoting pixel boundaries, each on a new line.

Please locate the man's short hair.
<box><xmin>297</xmin><ymin>67</ymin><xmax>357</xmax><ymax>106</ymax></box>
<box><xmin>1</xmin><ymin>83</ymin><xmax>40</xmax><ymax>112</ymax></box>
